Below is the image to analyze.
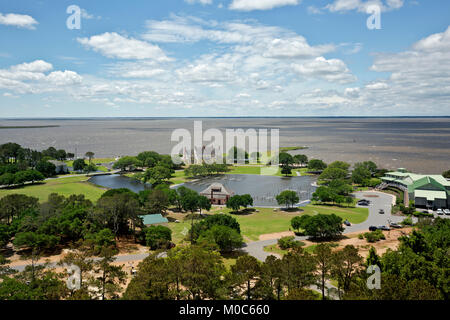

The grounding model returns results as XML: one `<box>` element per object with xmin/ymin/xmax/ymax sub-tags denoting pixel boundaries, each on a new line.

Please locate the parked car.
<box><xmin>390</xmin><ymin>223</ymin><xmax>402</xmax><ymax>229</ymax></box>
<box><xmin>369</xmin><ymin>226</ymin><xmax>378</xmax><ymax>231</ymax></box>
<box><xmin>344</xmin><ymin>219</ymin><xmax>351</xmax><ymax>226</ymax></box>
<box><xmin>436</xmin><ymin>209</ymin><xmax>444</xmax><ymax>215</ymax></box>
<box><xmin>444</xmin><ymin>209</ymin><xmax>450</xmax><ymax>215</ymax></box>
<box><xmin>358</xmin><ymin>199</ymin><xmax>370</xmax><ymax>206</ymax></box>
<box><xmin>379</xmin><ymin>225</ymin><xmax>391</xmax><ymax>231</ymax></box>
<box><xmin>379</xmin><ymin>209</ymin><xmax>385</xmax><ymax>214</ymax></box>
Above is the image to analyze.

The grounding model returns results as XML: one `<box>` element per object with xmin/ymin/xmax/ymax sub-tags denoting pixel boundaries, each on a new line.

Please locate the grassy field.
<box><xmin>65</xmin><ymin>158</ymin><xmax>111</xmax><ymax>173</ymax></box>
<box><xmin>226</xmin><ymin>165</ymin><xmax>311</xmax><ymax>177</ymax></box>
<box><xmin>263</xmin><ymin>244</ymin><xmax>288</xmax><ymax>256</ymax></box>
<box><xmin>167</xmin><ymin>204</ymin><xmax>369</xmax><ymax>243</ymax></box>
<box><xmin>301</xmin><ymin>205</ymin><xmax>369</xmax><ymax>224</ymax></box>
<box><xmin>0</xmin><ymin>176</ymin><xmax>106</xmax><ymax>203</ymax></box>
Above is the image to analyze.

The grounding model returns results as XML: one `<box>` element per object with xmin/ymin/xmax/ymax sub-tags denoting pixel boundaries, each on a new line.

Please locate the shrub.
<box><xmin>198</xmin><ymin>225</ymin><xmax>243</xmax><ymax>252</ymax></box>
<box><xmin>402</xmin><ymin>216</ymin><xmax>413</xmax><ymax>226</ymax></box>
<box><xmin>144</xmin><ymin>225</ymin><xmax>172</xmax><ymax>250</ymax></box>
<box><xmin>358</xmin><ymin>234</ymin><xmax>364</xmax><ymax>240</ymax></box>
<box><xmin>363</xmin><ymin>229</ymin><xmax>385</xmax><ymax>243</ymax></box>
<box><xmin>277</xmin><ymin>236</ymin><xmax>303</xmax><ymax>250</ymax></box>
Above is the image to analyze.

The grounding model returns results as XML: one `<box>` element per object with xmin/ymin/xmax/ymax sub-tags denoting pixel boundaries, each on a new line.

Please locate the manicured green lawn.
<box><xmin>169</xmin><ymin>170</ymin><xmax>191</xmax><ymax>185</ymax></box>
<box><xmin>226</xmin><ymin>165</ymin><xmax>263</xmax><ymax>175</ymax></box>
<box><xmin>301</xmin><ymin>205</ymin><xmax>369</xmax><ymax>224</ymax></box>
<box><xmin>0</xmin><ymin>176</ymin><xmax>106</xmax><ymax>203</ymax></box>
<box><xmin>263</xmin><ymin>244</ymin><xmax>288</xmax><ymax>256</ymax></box>
<box><xmin>168</xmin><ymin>204</ymin><xmax>368</xmax><ymax>243</ymax></box>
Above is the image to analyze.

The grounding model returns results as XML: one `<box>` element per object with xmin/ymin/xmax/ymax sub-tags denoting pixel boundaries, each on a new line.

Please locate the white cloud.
<box><xmin>184</xmin><ymin>0</ymin><xmax>213</xmax><ymax>4</ymax></box>
<box><xmin>412</xmin><ymin>26</ymin><xmax>450</xmax><ymax>52</ymax></box>
<box><xmin>326</xmin><ymin>0</ymin><xmax>404</xmax><ymax>13</ymax></box>
<box><xmin>11</xmin><ymin>60</ymin><xmax>53</xmax><ymax>73</ymax></box>
<box><xmin>0</xmin><ymin>13</ymin><xmax>38</xmax><ymax>29</ymax></box>
<box><xmin>80</xmin><ymin>9</ymin><xmax>101</xmax><ymax>20</ymax></box>
<box><xmin>77</xmin><ymin>32</ymin><xmax>170</xmax><ymax>61</ymax></box>
<box><xmin>365</xmin><ymin>82</ymin><xmax>388</xmax><ymax>90</ymax></box>
<box><xmin>292</xmin><ymin>57</ymin><xmax>356</xmax><ymax>83</ymax></box>
<box><xmin>229</xmin><ymin>0</ymin><xmax>300</xmax><ymax>11</ymax></box>
<box><xmin>46</xmin><ymin>71</ymin><xmax>83</xmax><ymax>85</ymax></box>
<box><xmin>0</xmin><ymin>60</ymin><xmax>82</xmax><ymax>94</ymax></box>
<box><xmin>263</xmin><ymin>37</ymin><xmax>335</xmax><ymax>59</ymax></box>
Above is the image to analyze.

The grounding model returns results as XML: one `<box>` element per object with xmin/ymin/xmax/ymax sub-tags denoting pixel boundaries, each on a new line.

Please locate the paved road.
<box><xmin>9</xmin><ymin>191</ymin><xmax>403</xmax><ymax>275</ymax></box>
<box><xmin>242</xmin><ymin>191</ymin><xmax>402</xmax><ymax>262</ymax></box>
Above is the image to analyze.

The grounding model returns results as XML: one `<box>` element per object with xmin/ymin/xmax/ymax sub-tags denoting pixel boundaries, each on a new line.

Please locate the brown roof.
<box><xmin>200</xmin><ymin>183</ymin><xmax>234</xmax><ymax>198</ymax></box>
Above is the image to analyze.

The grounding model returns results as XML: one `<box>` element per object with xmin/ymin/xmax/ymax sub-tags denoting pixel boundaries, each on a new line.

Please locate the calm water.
<box><xmin>1</xmin><ymin>117</ymin><xmax>450</xmax><ymax>174</ymax></box>
<box><xmin>88</xmin><ymin>174</ymin><xmax>316</xmax><ymax>207</ymax></box>
<box><xmin>89</xmin><ymin>174</ymin><xmax>152</xmax><ymax>194</ymax></box>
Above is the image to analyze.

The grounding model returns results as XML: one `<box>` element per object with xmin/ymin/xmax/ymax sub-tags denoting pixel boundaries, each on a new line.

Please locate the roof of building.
<box><xmin>48</xmin><ymin>160</ymin><xmax>67</xmax><ymax>166</ymax></box>
<box><xmin>414</xmin><ymin>190</ymin><xmax>447</xmax><ymax>201</ymax></box>
<box><xmin>200</xmin><ymin>183</ymin><xmax>234</xmax><ymax>197</ymax></box>
<box><xmin>382</xmin><ymin>169</ymin><xmax>450</xmax><ymax>190</ymax></box>
<box><xmin>141</xmin><ymin>214</ymin><xmax>168</xmax><ymax>225</ymax></box>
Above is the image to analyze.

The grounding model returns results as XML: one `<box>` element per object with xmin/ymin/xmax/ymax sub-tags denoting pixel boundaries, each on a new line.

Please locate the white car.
<box><xmin>443</xmin><ymin>209</ymin><xmax>450</xmax><ymax>215</ymax></box>
<box><xmin>436</xmin><ymin>208</ymin><xmax>444</xmax><ymax>215</ymax></box>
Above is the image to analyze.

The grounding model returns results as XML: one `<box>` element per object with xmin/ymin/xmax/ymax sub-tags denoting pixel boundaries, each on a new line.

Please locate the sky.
<box><xmin>0</xmin><ymin>0</ymin><xmax>449</xmax><ymax>117</ymax></box>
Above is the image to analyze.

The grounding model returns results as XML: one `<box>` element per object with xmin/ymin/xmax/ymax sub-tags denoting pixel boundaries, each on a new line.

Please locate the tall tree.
<box><xmin>313</xmin><ymin>243</ymin><xmax>333</xmax><ymax>300</ymax></box>
<box><xmin>231</xmin><ymin>255</ymin><xmax>261</xmax><ymax>300</ymax></box>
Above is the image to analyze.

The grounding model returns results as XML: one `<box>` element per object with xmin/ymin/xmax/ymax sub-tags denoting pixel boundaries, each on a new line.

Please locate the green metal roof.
<box><xmin>382</xmin><ymin>170</ymin><xmax>450</xmax><ymax>190</ymax></box>
<box><xmin>141</xmin><ymin>214</ymin><xmax>168</xmax><ymax>225</ymax></box>
<box><xmin>414</xmin><ymin>190</ymin><xmax>447</xmax><ymax>201</ymax></box>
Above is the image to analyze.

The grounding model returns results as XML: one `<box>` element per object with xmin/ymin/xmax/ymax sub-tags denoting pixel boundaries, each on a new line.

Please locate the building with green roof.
<box><xmin>381</xmin><ymin>168</ymin><xmax>450</xmax><ymax>209</ymax></box>
<box><xmin>141</xmin><ymin>214</ymin><xmax>169</xmax><ymax>226</ymax></box>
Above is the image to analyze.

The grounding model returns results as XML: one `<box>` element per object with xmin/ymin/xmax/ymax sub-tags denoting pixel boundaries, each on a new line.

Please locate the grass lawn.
<box><xmin>168</xmin><ymin>204</ymin><xmax>368</xmax><ymax>243</ymax></box>
<box><xmin>169</xmin><ymin>170</ymin><xmax>192</xmax><ymax>185</ymax></box>
<box><xmin>301</xmin><ymin>205</ymin><xmax>369</xmax><ymax>224</ymax></box>
<box><xmin>263</xmin><ymin>244</ymin><xmax>288</xmax><ymax>256</ymax></box>
<box><xmin>226</xmin><ymin>165</ymin><xmax>263</xmax><ymax>175</ymax></box>
<box><xmin>0</xmin><ymin>176</ymin><xmax>106</xmax><ymax>203</ymax></box>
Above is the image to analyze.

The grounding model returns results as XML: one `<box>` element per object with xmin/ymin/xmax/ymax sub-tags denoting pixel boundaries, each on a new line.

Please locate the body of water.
<box><xmin>1</xmin><ymin>117</ymin><xmax>450</xmax><ymax>174</ymax></box>
<box><xmin>88</xmin><ymin>173</ymin><xmax>316</xmax><ymax>207</ymax></box>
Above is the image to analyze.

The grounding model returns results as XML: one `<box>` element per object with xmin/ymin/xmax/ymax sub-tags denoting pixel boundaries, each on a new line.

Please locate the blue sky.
<box><xmin>0</xmin><ymin>0</ymin><xmax>449</xmax><ymax>117</ymax></box>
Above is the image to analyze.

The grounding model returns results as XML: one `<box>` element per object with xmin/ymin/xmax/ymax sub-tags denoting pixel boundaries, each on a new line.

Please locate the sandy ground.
<box><xmin>259</xmin><ymin>231</ymin><xmax>295</xmax><ymax>241</ymax></box>
<box><xmin>4</xmin><ymin>238</ymin><xmax>148</xmax><ymax>267</ymax></box>
<box><xmin>301</xmin><ymin>227</ymin><xmax>413</xmax><ymax>257</ymax></box>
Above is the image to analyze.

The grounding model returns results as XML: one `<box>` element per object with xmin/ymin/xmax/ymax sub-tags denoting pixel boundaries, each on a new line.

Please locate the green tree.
<box><xmin>231</xmin><ymin>255</ymin><xmax>261</xmax><ymax>300</ymax></box>
<box><xmin>331</xmin><ymin>245</ymin><xmax>363</xmax><ymax>299</ymax></box>
<box><xmin>198</xmin><ymin>225</ymin><xmax>243</xmax><ymax>253</ymax></box>
<box><xmin>85</xmin><ymin>152</ymin><xmax>95</xmax><ymax>164</ymax></box>
<box><xmin>293</xmin><ymin>154</ymin><xmax>308</xmax><ymax>166</ymax></box>
<box><xmin>143</xmin><ymin>165</ymin><xmax>172</xmax><ymax>186</ymax></box>
<box><xmin>35</xmin><ymin>160</ymin><xmax>56</xmax><ymax>177</ymax></box>
<box><xmin>296</xmin><ymin>214</ymin><xmax>344</xmax><ymax>240</ymax></box>
<box><xmin>276</xmin><ymin>190</ymin><xmax>299</xmax><ymax>209</ymax></box>
<box><xmin>92</xmin><ymin>247</ymin><xmax>126</xmax><ymax>300</ymax></box>
<box><xmin>308</xmin><ymin>159</ymin><xmax>327</xmax><ymax>171</ymax></box>
<box><xmin>144</xmin><ymin>225</ymin><xmax>172</xmax><ymax>249</ymax></box>
<box><xmin>313</xmin><ymin>243</ymin><xmax>333</xmax><ymax>300</ymax></box>
<box><xmin>113</xmin><ymin>156</ymin><xmax>140</xmax><ymax>172</ymax></box>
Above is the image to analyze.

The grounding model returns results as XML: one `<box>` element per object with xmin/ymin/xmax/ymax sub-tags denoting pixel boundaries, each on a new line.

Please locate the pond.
<box><xmin>89</xmin><ymin>174</ymin><xmax>152</xmax><ymax>193</ymax></box>
<box><xmin>89</xmin><ymin>174</ymin><xmax>316</xmax><ymax>207</ymax></box>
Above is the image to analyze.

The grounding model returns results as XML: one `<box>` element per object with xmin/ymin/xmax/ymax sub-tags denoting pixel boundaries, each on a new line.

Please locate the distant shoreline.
<box><xmin>1</xmin><ymin>116</ymin><xmax>450</xmax><ymax>120</ymax></box>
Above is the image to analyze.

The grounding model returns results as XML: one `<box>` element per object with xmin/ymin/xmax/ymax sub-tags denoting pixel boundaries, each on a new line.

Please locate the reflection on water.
<box><xmin>90</xmin><ymin>174</ymin><xmax>317</xmax><ymax>207</ymax></box>
<box><xmin>180</xmin><ymin>174</ymin><xmax>316</xmax><ymax>206</ymax></box>
<box><xmin>89</xmin><ymin>174</ymin><xmax>151</xmax><ymax>193</ymax></box>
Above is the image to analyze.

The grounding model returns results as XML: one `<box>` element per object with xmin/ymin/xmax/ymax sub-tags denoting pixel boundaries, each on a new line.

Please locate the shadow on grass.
<box><xmin>280</xmin><ymin>207</ymin><xmax>302</xmax><ymax>213</ymax></box>
<box><xmin>229</xmin><ymin>208</ymin><xmax>256</xmax><ymax>216</ymax></box>
<box><xmin>221</xmin><ymin>250</ymin><xmax>248</xmax><ymax>260</ymax></box>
